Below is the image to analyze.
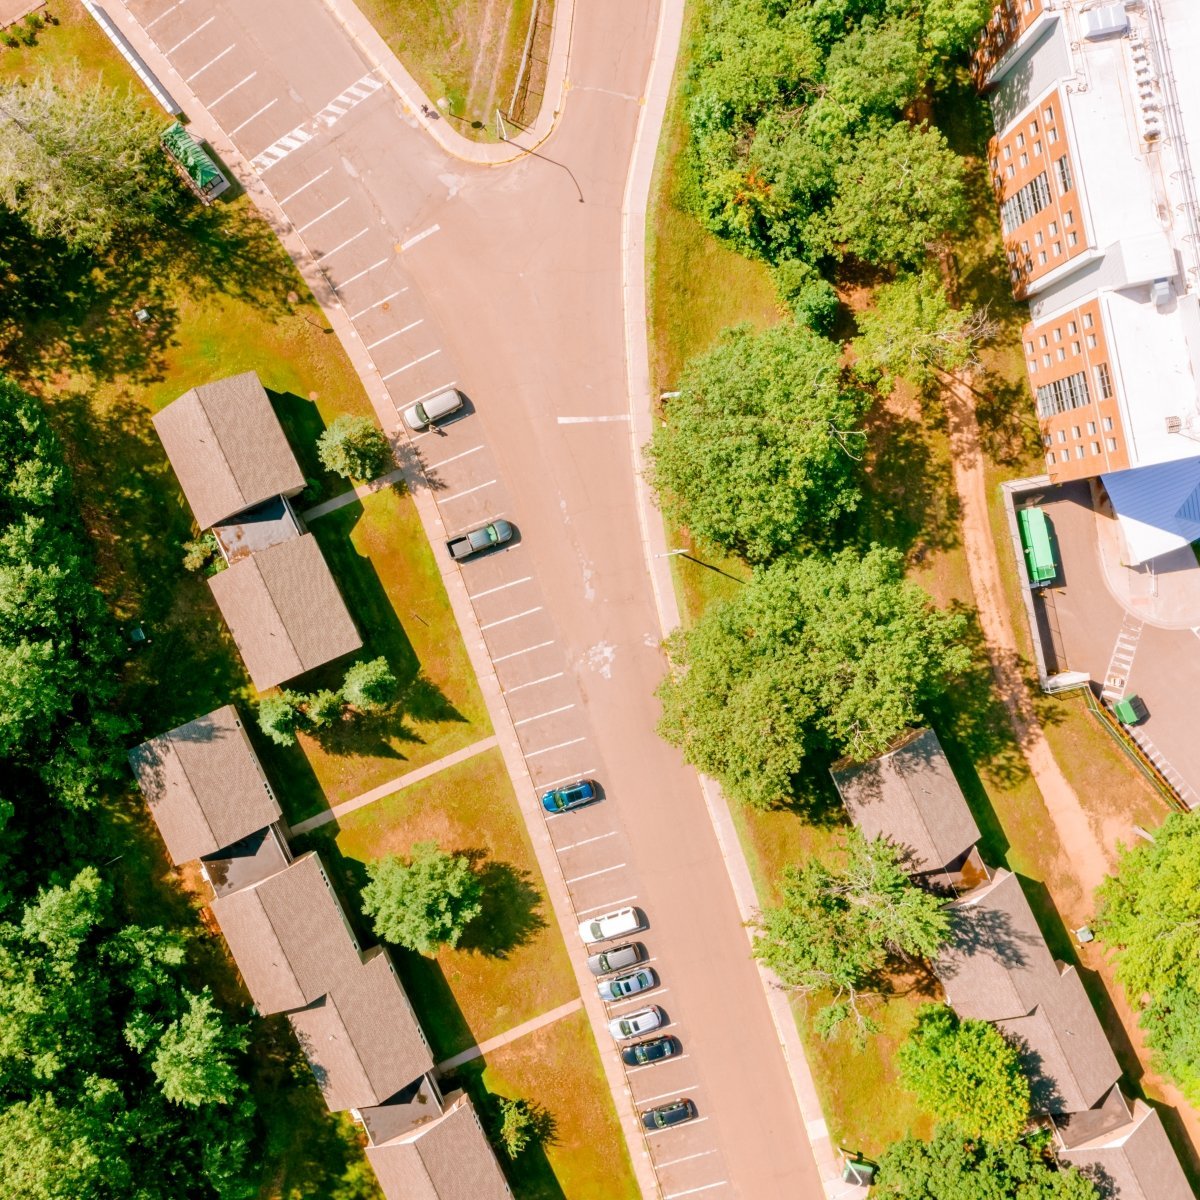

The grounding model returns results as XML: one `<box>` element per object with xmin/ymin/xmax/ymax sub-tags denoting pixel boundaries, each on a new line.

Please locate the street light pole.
<box><xmin>655</xmin><ymin>548</ymin><xmax>688</xmax><ymax>558</ymax></box>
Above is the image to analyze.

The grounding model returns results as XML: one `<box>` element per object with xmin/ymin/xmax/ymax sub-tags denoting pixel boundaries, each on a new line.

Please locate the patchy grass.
<box><xmin>449</xmin><ymin>1009</ymin><xmax>639</xmax><ymax>1200</ymax></box>
<box><xmin>352</xmin><ymin>0</ymin><xmax>551</xmax><ymax>136</ymax></box>
<box><xmin>1</xmin><ymin>3</ymin><xmax>146</xmax><ymax>90</ymax></box>
<box><xmin>263</xmin><ymin>487</ymin><xmax>491</xmax><ymax>821</ymax></box>
<box><xmin>297</xmin><ymin>747</ymin><xmax>575</xmax><ymax>1061</ymax></box>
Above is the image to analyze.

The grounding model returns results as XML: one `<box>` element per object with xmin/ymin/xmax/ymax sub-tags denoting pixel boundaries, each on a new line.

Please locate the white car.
<box><xmin>608</xmin><ymin>1006</ymin><xmax>664</xmax><ymax>1041</ymax></box>
<box><xmin>598</xmin><ymin>968</ymin><xmax>656</xmax><ymax>1002</ymax></box>
<box><xmin>402</xmin><ymin>387</ymin><xmax>463</xmax><ymax>431</ymax></box>
<box><xmin>578</xmin><ymin>906</ymin><xmax>642</xmax><ymax>945</ymax></box>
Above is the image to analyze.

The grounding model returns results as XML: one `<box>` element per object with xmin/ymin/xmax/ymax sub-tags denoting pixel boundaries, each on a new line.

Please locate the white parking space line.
<box><xmin>539</xmin><ymin>767</ymin><xmax>598</xmax><ymax>788</ymax></box>
<box><xmin>424</xmin><ymin>444</ymin><xmax>483</xmax><ymax>471</ymax></box>
<box><xmin>664</xmin><ymin>1182</ymin><xmax>726</xmax><ymax>1198</ymax></box>
<box><xmin>186</xmin><ymin>43</ymin><xmax>234</xmax><ymax>81</ymax></box>
<box><xmin>208</xmin><ymin>71</ymin><xmax>257</xmax><ymax>107</ymax></box>
<box><xmin>315</xmin><ymin>228</ymin><xmax>369</xmax><ymax>264</ymax></box>
<box><xmin>278</xmin><ymin>168</ymin><xmax>332</xmax><ymax>205</ymax></box>
<box><xmin>229</xmin><ymin>98</ymin><xmax>278</xmax><ymax>136</ymax></box>
<box><xmin>367</xmin><ymin>320</ymin><xmax>422</xmax><ymax>350</ymax></box>
<box><xmin>437</xmin><ymin>478</ymin><xmax>496</xmax><ymax>503</ymax></box>
<box><xmin>333</xmin><ymin>258</ymin><xmax>389</xmax><ymax>293</ymax></box>
<box><xmin>350</xmin><ymin>289</ymin><xmax>411</xmax><ymax>321</ymax></box>
<box><xmin>629</xmin><ymin>1054</ymin><xmax>690</xmax><ymax>1077</ymax></box>
<box><xmin>504</xmin><ymin>670</ymin><xmax>564</xmax><ymax>694</ymax></box>
<box><xmin>382</xmin><ymin>349</ymin><xmax>442</xmax><ymax>380</ymax></box>
<box><xmin>526</xmin><ymin>736</ymin><xmax>587</xmax><ymax>758</ymax></box>
<box><xmin>556</xmin><ymin>831</ymin><xmax>617</xmax><ymax>852</ymax></box>
<box><xmin>147</xmin><ymin>2</ymin><xmax>184</xmax><ymax>29</ymax></box>
<box><xmin>557</xmin><ymin>414</ymin><xmax>632</xmax><ymax>424</ymax></box>
<box><xmin>492</xmin><ymin>639</ymin><xmax>555</xmax><ymax>663</ymax></box>
<box><xmin>646</xmin><ymin>1117</ymin><xmax>710</xmax><ymax>1139</ymax></box>
<box><xmin>565</xmin><ymin>862</ymin><xmax>626</xmax><ymax>885</ymax></box>
<box><xmin>514</xmin><ymin>704</ymin><xmax>576</xmax><ymax>727</ymax></box>
<box><xmin>576</xmin><ymin>894</ymin><xmax>637</xmax><ymax>915</ymax></box>
<box><xmin>654</xmin><ymin>1148</ymin><xmax>712</xmax><ymax>1169</ymax></box>
<box><xmin>639</xmin><ymin>1085</ymin><xmax>697</xmax><ymax>1106</ymax></box>
<box><xmin>611</xmin><ymin>986</ymin><xmax>668</xmax><ymax>1009</ymax></box>
<box><xmin>471</xmin><ymin>577</ymin><xmax>533</xmax><ymax>601</ymax></box>
<box><xmin>296</xmin><ymin>198</ymin><xmax>349</xmax><ymax>233</ymax></box>
<box><xmin>481</xmin><ymin>606</ymin><xmax>543</xmax><ymax>631</ymax></box>
<box><xmin>166</xmin><ymin>14</ymin><xmax>213</xmax><ymax>54</ymax></box>
<box><xmin>400</xmin><ymin>223</ymin><xmax>441</xmax><ymax>251</ymax></box>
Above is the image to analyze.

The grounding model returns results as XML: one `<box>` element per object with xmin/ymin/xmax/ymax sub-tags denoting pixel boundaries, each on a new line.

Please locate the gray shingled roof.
<box><xmin>367</xmin><ymin>1096</ymin><xmax>512</xmax><ymax>1200</ymax></box>
<box><xmin>1060</xmin><ymin>1100</ymin><xmax>1194</xmax><ymax>1200</ymax></box>
<box><xmin>208</xmin><ymin>533</ymin><xmax>362</xmax><ymax>690</ymax></box>
<box><xmin>935</xmin><ymin>869</ymin><xmax>1119</xmax><ymax>1114</ymax></box>
<box><xmin>288</xmin><ymin>949</ymin><xmax>432</xmax><ymax>1112</ymax></box>
<box><xmin>831</xmin><ymin>728</ymin><xmax>981</xmax><ymax>876</ymax></box>
<box><xmin>128</xmin><ymin>705</ymin><xmax>280</xmax><ymax>865</ymax></box>
<box><xmin>210</xmin><ymin>852</ymin><xmax>363</xmax><ymax>1015</ymax></box>
<box><xmin>152</xmin><ymin>372</ymin><xmax>305</xmax><ymax>530</ymax></box>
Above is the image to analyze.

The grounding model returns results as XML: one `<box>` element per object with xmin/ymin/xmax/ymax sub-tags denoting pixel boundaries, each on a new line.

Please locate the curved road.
<box><xmin>117</xmin><ymin>0</ymin><xmax>824</xmax><ymax>1195</ymax></box>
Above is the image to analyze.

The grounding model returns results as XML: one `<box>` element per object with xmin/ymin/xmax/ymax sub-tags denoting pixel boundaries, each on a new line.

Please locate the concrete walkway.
<box><xmin>303</xmin><ymin>466</ymin><xmax>406</xmax><ymax>521</ymax></box>
<box><xmin>290</xmin><ymin>735</ymin><xmax>499</xmax><ymax>835</ymax></box>
<box><xmin>436</xmin><ymin>998</ymin><xmax>584</xmax><ymax>1073</ymax></box>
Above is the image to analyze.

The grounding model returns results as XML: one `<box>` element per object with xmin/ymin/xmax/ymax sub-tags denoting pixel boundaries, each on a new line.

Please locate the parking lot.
<box><xmin>130</xmin><ymin>1</ymin><xmax>738</xmax><ymax>1191</ymax></box>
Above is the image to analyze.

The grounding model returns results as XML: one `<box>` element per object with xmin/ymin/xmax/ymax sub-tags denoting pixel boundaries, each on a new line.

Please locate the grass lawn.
<box><xmin>449</xmin><ymin>1010</ymin><xmax>639</xmax><ymax>1200</ymax></box>
<box><xmin>296</xmin><ymin>746</ymin><xmax>576</xmax><ymax>1061</ymax></box>
<box><xmin>352</xmin><ymin>0</ymin><xmax>552</xmax><ymax>135</ymax></box>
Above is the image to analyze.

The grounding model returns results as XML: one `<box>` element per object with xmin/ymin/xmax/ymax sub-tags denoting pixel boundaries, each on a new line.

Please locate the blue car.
<box><xmin>540</xmin><ymin>778</ymin><xmax>597</xmax><ymax>813</ymax></box>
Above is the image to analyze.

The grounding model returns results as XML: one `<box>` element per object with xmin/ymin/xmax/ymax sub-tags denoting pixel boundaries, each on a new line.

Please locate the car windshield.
<box><xmin>413</xmin><ymin>402</ymin><xmax>428</xmax><ymax>424</ymax></box>
<box><xmin>588</xmin><ymin>922</ymin><xmax>602</xmax><ymax>939</ymax></box>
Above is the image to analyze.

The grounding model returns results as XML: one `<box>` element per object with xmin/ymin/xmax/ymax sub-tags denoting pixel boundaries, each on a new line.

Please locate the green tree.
<box><xmin>657</xmin><ymin>548</ymin><xmax>970</xmax><ymax>807</ymax></box>
<box><xmin>306</xmin><ymin>688</ymin><xmax>346</xmax><ymax>728</ymax></box>
<box><xmin>316</xmin><ymin>415</ymin><xmax>393</xmax><ymax>481</ymax></box>
<box><xmin>753</xmin><ymin>831</ymin><xmax>949</xmax><ymax>1037</ymax></box>
<box><xmin>823</xmin><ymin>16</ymin><xmax>924</xmax><ymax>119</ymax></box>
<box><xmin>0</xmin><ymin>69</ymin><xmax>178</xmax><ymax>250</ymax></box>
<box><xmin>152</xmin><ymin>989</ymin><xmax>247</xmax><ymax>1106</ymax></box>
<box><xmin>875</xmin><ymin>1125</ymin><xmax>1099</xmax><ymax>1199</ymax></box>
<box><xmin>772</xmin><ymin>259</ymin><xmax>839</xmax><ymax>335</ymax></box>
<box><xmin>257</xmin><ymin>692</ymin><xmax>300</xmax><ymax>747</ymax></box>
<box><xmin>897</xmin><ymin>1006</ymin><xmax>1030</xmax><ymax>1141</ymax></box>
<box><xmin>1094</xmin><ymin>813</ymin><xmax>1200</xmax><ymax>1103</ymax></box>
<box><xmin>342</xmin><ymin>656</ymin><xmax>398</xmax><ymax>713</ymax></box>
<box><xmin>646</xmin><ymin>323</ymin><xmax>865</xmax><ymax>562</ymax></box>
<box><xmin>854</xmin><ymin>273</ymin><xmax>994</xmax><ymax>391</ymax></box>
<box><xmin>497</xmin><ymin>1097</ymin><xmax>536</xmax><ymax>1159</ymax></box>
<box><xmin>360</xmin><ymin>841</ymin><xmax>484</xmax><ymax>955</ymax></box>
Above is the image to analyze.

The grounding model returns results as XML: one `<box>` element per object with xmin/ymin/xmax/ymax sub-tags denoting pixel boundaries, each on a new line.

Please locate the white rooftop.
<box><xmin>1103</xmin><ymin>455</ymin><xmax>1200</xmax><ymax>563</ymax></box>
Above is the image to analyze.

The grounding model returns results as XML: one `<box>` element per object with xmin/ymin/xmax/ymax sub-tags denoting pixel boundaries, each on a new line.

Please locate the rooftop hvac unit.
<box><xmin>1152</xmin><ymin>277</ymin><xmax>1173</xmax><ymax>308</ymax></box>
<box><xmin>1082</xmin><ymin>4</ymin><xmax>1129</xmax><ymax>38</ymax></box>
<box><xmin>1165</xmin><ymin>414</ymin><xmax>1200</xmax><ymax>440</ymax></box>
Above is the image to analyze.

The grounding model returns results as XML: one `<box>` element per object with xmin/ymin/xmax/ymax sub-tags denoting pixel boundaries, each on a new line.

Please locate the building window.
<box><xmin>1057</xmin><ymin>348</ymin><xmax>1066</xmax><ymax>362</ymax></box>
<box><xmin>1044</xmin><ymin>104</ymin><xmax>1055</xmax><ymax>123</ymax></box>
<box><xmin>1029</xmin><ymin>360</ymin><xmax>1038</xmax><ymax>373</ymax></box>
<box><xmin>1035</xmin><ymin>231</ymin><xmax>1045</xmax><ymax>247</ymax></box>
<box><xmin>1083</xmin><ymin>312</ymin><xmax>1094</xmax><ymax>328</ymax></box>
<box><xmin>1037</xmin><ymin>371</ymin><xmax>1092</xmax><ymax>418</ymax></box>
<box><xmin>1086</xmin><ymin>334</ymin><xmax>1097</xmax><ymax>349</ymax></box>
<box><xmin>1056</xmin><ymin>156</ymin><xmax>1074</xmax><ymax>194</ymax></box>
<box><xmin>1072</xmin><ymin>425</ymin><xmax>1081</xmax><ymax>438</ymax></box>
<box><xmin>1030</xmin><ymin>119</ymin><xmax>1040</xmax><ymax>134</ymax></box>
<box><xmin>1039</xmin><ymin>334</ymin><xmax>1048</xmax><ymax>348</ymax></box>
<box><xmin>1049</xmin><ymin>222</ymin><xmax>1059</xmax><ymax>236</ymax></box>
<box><xmin>1034</xmin><ymin>141</ymin><xmax>1043</xmax><ymax>157</ymax></box>
<box><xmin>1017</xmin><ymin>132</ymin><xmax>1026</xmax><ymax>148</ymax></box>
<box><xmin>1091</xmin><ymin>442</ymin><xmax>1101</xmax><ymax>455</ymax></box>
<box><xmin>1004</xmin><ymin>145</ymin><xmax>1013</xmax><ymax>160</ymax></box>
<box><xmin>1071</xmin><ymin>342</ymin><xmax>1080</xmax><ymax>355</ymax></box>
<box><xmin>1048</xmin><ymin>127</ymin><xmax>1059</xmax><ymax>145</ymax></box>
<box><xmin>1067</xmin><ymin>231</ymin><xmax>1078</xmax><ymax>247</ymax></box>
<box><xmin>1107</xmin><ymin>437</ymin><xmax>1118</xmax><ymax>451</ymax></box>
<box><xmin>1052</xmin><ymin>328</ymin><xmax>1062</xmax><ymax>342</ymax></box>
<box><xmin>1020</xmin><ymin>152</ymin><xmax>1029</xmax><ymax>168</ymax></box>
<box><xmin>1006</xmin><ymin>164</ymin><xmax>1016</xmax><ymax>179</ymax></box>
<box><xmin>1088</xmin><ymin>422</ymin><xmax>1097</xmax><ymax>435</ymax></box>
<box><xmin>1095</xmin><ymin>362</ymin><xmax>1114</xmax><ymax>399</ymax></box>
<box><xmin>1103</xmin><ymin>417</ymin><xmax>1114</xmax><ymax>431</ymax></box>
<box><xmin>1067</xmin><ymin>321</ymin><xmax>1077</xmax><ymax>334</ymax></box>
<box><xmin>1043</xmin><ymin>435</ymin><xmax>1053</xmax><ymax>447</ymax></box>
<box><xmin>1047</xmin><ymin>451</ymin><xmax>1056</xmax><ymax>465</ymax></box>
<box><xmin>1043</xmin><ymin>354</ymin><xmax>1052</xmax><ymax>367</ymax></box>
<box><xmin>1001</xmin><ymin>172</ymin><xmax>1052</xmax><ymax>234</ymax></box>
<box><xmin>1025</xmin><ymin>341</ymin><xmax>1035</xmax><ymax>354</ymax></box>
<box><xmin>1064</xmin><ymin>208</ymin><xmax>1075</xmax><ymax>226</ymax></box>
<box><xmin>1038</xmin><ymin>251</ymin><xmax>1048</xmax><ymax>265</ymax></box>
<box><xmin>1053</xmin><ymin>242</ymin><xmax>1062</xmax><ymax>257</ymax></box>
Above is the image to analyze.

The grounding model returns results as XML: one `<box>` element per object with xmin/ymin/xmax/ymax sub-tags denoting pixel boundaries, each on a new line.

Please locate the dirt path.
<box><xmin>944</xmin><ymin>370</ymin><xmax>1114</xmax><ymax>905</ymax></box>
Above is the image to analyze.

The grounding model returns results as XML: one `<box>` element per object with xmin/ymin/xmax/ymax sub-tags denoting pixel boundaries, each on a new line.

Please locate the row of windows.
<box><xmin>1046</xmin><ymin>438</ymin><xmax>1117</xmax><ymax>465</ymax></box>
<box><xmin>1043</xmin><ymin>416</ymin><xmax>1115</xmax><ymax>444</ymax></box>
<box><xmin>1001</xmin><ymin>172</ymin><xmax>1051</xmax><ymax>233</ymax></box>
<box><xmin>1026</xmin><ymin>311</ymin><xmax>1094</xmax><ymax>351</ymax></box>
<box><xmin>1029</xmin><ymin>335</ymin><xmax>1099</xmax><ymax>369</ymax></box>
<box><xmin>1035</xmin><ymin>370</ymin><xmax>1091</xmax><ymax>417</ymax></box>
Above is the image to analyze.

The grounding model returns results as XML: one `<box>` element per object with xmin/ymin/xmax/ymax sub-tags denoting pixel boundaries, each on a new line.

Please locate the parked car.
<box><xmin>578</xmin><ymin>907</ymin><xmax>642</xmax><ymax>945</ymax></box>
<box><xmin>598</xmin><ymin>968</ymin><xmax>656</xmax><ymax>1002</ymax></box>
<box><xmin>446</xmin><ymin>520</ymin><xmax>513</xmax><ymax>561</ymax></box>
<box><xmin>541</xmin><ymin>778</ymin><xmax>597</xmax><ymax>813</ymax></box>
<box><xmin>402</xmin><ymin>387</ymin><xmax>463</xmax><ymax>431</ymax></box>
<box><xmin>621</xmin><ymin>1035</ymin><xmax>678</xmax><ymax>1068</ymax></box>
<box><xmin>607</xmin><ymin>1006</ymin><xmax>664</xmax><ymax>1041</ymax></box>
<box><xmin>587</xmin><ymin>942</ymin><xmax>645</xmax><ymax>977</ymax></box>
<box><xmin>641</xmin><ymin>1098</ymin><xmax>696</xmax><ymax>1131</ymax></box>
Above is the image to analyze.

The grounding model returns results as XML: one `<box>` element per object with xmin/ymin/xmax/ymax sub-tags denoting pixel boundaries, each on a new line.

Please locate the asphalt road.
<box><xmin>124</xmin><ymin>1</ymin><xmax>824</xmax><ymax>1194</ymax></box>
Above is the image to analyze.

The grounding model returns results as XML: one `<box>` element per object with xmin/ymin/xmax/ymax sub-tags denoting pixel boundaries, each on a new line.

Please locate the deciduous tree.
<box><xmin>342</xmin><ymin>656</ymin><xmax>398</xmax><ymax>713</ymax></box>
<box><xmin>316</xmin><ymin>416</ymin><xmax>393</xmax><ymax>482</ymax></box>
<box><xmin>152</xmin><ymin>989</ymin><xmax>247</xmax><ymax>1107</ymax></box>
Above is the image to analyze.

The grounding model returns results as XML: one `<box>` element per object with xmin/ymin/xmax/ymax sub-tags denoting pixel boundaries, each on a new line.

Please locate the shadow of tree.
<box><xmin>457</xmin><ymin>857</ymin><xmax>549</xmax><ymax>960</ymax></box>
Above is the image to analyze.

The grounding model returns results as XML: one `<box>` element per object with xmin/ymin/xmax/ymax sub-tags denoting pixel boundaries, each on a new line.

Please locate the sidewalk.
<box><xmin>437</xmin><ymin>997</ymin><xmax>583</xmax><ymax>1073</ymax></box>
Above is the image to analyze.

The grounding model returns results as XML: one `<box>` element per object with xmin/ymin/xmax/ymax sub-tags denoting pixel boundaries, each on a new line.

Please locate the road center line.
<box><xmin>366</xmin><ymin>320</ymin><xmax>422</xmax><ymax>350</ymax></box>
<box><xmin>166</xmin><ymin>14</ymin><xmax>213</xmax><ymax>54</ymax></box>
<box><xmin>564</xmin><ymin>862</ymin><xmax>625</xmax><ymax>884</ymax></box>
<box><xmin>526</xmin><ymin>736</ymin><xmax>587</xmax><ymax>759</ymax></box>
<box><xmin>481</xmin><ymin>605</ymin><xmax>543</xmax><ymax>630</ymax></box>
<box><xmin>424</xmin><ymin>445</ymin><xmax>484</xmax><ymax>470</ymax></box>
<box><xmin>514</xmin><ymin>704</ymin><xmax>576</xmax><ymax>727</ymax></box>
<box><xmin>471</xmin><ymin>576</ymin><xmax>533</xmax><ymax>601</ymax></box>
<box><xmin>399</xmin><ymin>223</ymin><xmax>440</xmax><ymax>251</ymax></box>
<box><xmin>315</xmin><ymin>228</ymin><xmax>369</xmax><ymax>264</ymax></box>
<box><xmin>504</xmin><ymin>670</ymin><xmax>563</xmax><ymax>694</ymax></box>
<box><xmin>228</xmin><ymin>97</ymin><xmax>278</xmax><ymax>136</ymax></box>
<box><xmin>186</xmin><ymin>43</ymin><xmax>234</xmax><ymax>81</ymax></box>
<box><xmin>556</xmin><ymin>831</ymin><xmax>617</xmax><ymax>852</ymax></box>
<box><xmin>492</xmin><ymin>639</ymin><xmax>555</xmax><ymax>662</ymax></box>
<box><xmin>437</xmin><ymin>478</ymin><xmax>496</xmax><ymax>503</ymax></box>
<box><xmin>279</xmin><ymin>167</ymin><xmax>332</xmax><ymax>205</ymax></box>
<box><xmin>208</xmin><ymin>71</ymin><xmax>257</xmax><ymax>107</ymax></box>
<box><xmin>382</xmin><ymin>348</ymin><xmax>441</xmax><ymax>380</ymax></box>
<box><xmin>576</xmin><ymin>894</ymin><xmax>637</xmax><ymax>915</ymax></box>
<box><xmin>333</xmin><ymin>257</ymin><xmax>389</xmax><ymax>293</ymax></box>
<box><xmin>295</xmin><ymin>197</ymin><xmax>349</xmax><ymax>233</ymax></box>
<box><xmin>557</xmin><ymin>414</ymin><xmax>632</xmax><ymax>424</ymax></box>
<box><xmin>350</xmin><ymin>288</ymin><xmax>410</xmax><ymax>320</ymax></box>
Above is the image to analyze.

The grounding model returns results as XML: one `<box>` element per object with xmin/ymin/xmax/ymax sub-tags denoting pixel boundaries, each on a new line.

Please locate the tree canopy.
<box><xmin>360</xmin><ymin>842</ymin><xmax>484</xmax><ymax>955</ymax></box>
<box><xmin>897</xmin><ymin>1006</ymin><xmax>1030</xmax><ymax>1141</ymax></box>
<box><xmin>752</xmin><ymin>831</ymin><xmax>949</xmax><ymax>1037</ymax></box>
<box><xmin>875</xmin><ymin>1125</ymin><xmax>1099</xmax><ymax>1200</ymax></box>
<box><xmin>316</xmin><ymin>416</ymin><xmax>393</xmax><ymax>482</ymax></box>
<box><xmin>657</xmin><ymin>547</ymin><xmax>970</xmax><ymax>807</ymax></box>
<box><xmin>646</xmin><ymin>322</ymin><xmax>865</xmax><ymax>562</ymax></box>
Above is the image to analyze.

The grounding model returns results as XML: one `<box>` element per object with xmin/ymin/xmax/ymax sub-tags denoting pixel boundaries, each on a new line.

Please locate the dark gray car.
<box><xmin>587</xmin><ymin>942</ymin><xmax>645</xmax><ymax>977</ymax></box>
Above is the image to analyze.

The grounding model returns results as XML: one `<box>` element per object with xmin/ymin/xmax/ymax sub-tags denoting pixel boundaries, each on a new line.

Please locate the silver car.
<box><xmin>598</xmin><ymin>968</ymin><xmax>656</xmax><ymax>1002</ymax></box>
<box><xmin>587</xmin><ymin>942</ymin><xmax>645</xmax><ymax>977</ymax></box>
<box><xmin>402</xmin><ymin>387</ymin><xmax>463</xmax><ymax>431</ymax></box>
<box><xmin>607</xmin><ymin>1006</ymin><xmax>664</xmax><ymax>1041</ymax></box>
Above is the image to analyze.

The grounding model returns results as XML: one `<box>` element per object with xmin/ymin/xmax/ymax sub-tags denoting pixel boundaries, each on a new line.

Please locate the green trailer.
<box><xmin>161</xmin><ymin>122</ymin><xmax>229</xmax><ymax>204</ymax></box>
<box><xmin>1018</xmin><ymin>505</ymin><xmax>1057</xmax><ymax>585</ymax></box>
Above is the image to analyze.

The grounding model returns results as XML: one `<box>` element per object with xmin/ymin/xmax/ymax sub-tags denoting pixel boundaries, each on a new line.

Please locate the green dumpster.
<box><xmin>1112</xmin><ymin>695</ymin><xmax>1142</xmax><ymax>725</ymax></box>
